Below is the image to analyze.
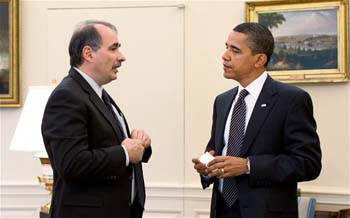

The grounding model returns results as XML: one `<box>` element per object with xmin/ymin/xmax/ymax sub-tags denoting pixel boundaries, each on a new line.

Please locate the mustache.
<box><xmin>113</xmin><ymin>62</ymin><xmax>122</xmax><ymax>69</ymax></box>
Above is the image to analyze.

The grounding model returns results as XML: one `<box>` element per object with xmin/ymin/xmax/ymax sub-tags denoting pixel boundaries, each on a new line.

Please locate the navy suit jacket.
<box><xmin>42</xmin><ymin>68</ymin><xmax>152</xmax><ymax>218</ymax></box>
<box><xmin>201</xmin><ymin>76</ymin><xmax>321</xmax><ymax>218</ymax></box>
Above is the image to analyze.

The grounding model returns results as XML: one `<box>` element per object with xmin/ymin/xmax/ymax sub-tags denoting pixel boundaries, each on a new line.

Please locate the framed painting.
<box><xmin>0</xmin><ymin>0</ymin><xmax>19</xmax><ymax>107</ymax></box>
<box><xmin>246</xmin><ymin>0</ymin><xmax>348</xmax><ymax>83</ymax></box>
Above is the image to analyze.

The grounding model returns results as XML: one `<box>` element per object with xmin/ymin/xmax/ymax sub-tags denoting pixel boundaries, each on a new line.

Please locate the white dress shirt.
<box><xmin>219</xmin><ymin>72</ymin><xmax>267</xmax><ymax>192</ymax></box>
<box><xmin>74</xmin><ymin>67</ymin><xmax>130</xmax><ymax>164</ymax></box>
<box><xmin>74</xmin><ymin>67</ymin><xmax>136</xmax><ymax>202</ymax></box>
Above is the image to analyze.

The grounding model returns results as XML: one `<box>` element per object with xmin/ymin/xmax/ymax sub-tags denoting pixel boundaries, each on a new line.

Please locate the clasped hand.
<box><xmin>122</xmin><ymin>129</ymin><xmax>151</xmax><ymax>163</ymax></box>
<box><xmin>192</xmin><ymin>150</ymin><xmax>248</xmax><ymax>178</ymax></box>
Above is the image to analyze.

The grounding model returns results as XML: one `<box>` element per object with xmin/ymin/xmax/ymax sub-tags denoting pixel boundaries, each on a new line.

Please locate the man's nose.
<box><xmin>118</xmin><ymin>52</ymin><xmax>126</xmax><ymax>62</ymax></box>
<box><xmin>222</xmin><ymin>50</ymin><xmax>229</xmax><ymax>61</ymax></box>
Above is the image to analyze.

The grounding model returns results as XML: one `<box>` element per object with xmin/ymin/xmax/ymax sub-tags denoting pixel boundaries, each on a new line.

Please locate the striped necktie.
<box><xmin>223</xmin><ymin>89</ymin><xmax>249</xmax><ymax>206</ymax></box>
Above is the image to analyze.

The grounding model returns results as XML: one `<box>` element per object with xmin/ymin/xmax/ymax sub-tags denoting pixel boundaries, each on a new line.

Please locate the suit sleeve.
<box><xmin>200</xmin><ymin>97</ymin><xmax>218</xmax><ymax>189</ymax></box>
<box><xmin>142</xmin><ymin>146</ymin><xmax>152</xmax><ymax>163</ymax></box>
<box><xmin>42</xmin><ymin>88</ymin><xmax>127</xmax><ymax>181</ymax></box>
<box><xmin>248</xmin><ymin>91</ymin><xmax>322</xmax><ymax>185</ymax></box>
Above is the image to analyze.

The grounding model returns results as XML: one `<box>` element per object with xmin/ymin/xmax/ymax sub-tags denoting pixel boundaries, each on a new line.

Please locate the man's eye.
<box><xmin>110</xmin><ymin>43</ymin><xmax>121</xmax><ymax>51</ymax></box>
<box><xmin>232</xmin><ymin>49</ymin><xmax>240</xmax><ymax>53</ymax></box>
<box><xmin>110</xmin><ymin>46</ymin><xmax>118</xmax><ymax>51</ymax></box>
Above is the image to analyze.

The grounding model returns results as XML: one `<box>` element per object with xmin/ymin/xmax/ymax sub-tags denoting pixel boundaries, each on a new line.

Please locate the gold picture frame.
<box><xmin>246</xmin><ymin>0</ymin><xmax>348</xmax><ymax>83</ymax></box>
<box><xmin>0</xmin><ymin>0</ymin><xmax>19</xmax><ymax>107</ymax></box>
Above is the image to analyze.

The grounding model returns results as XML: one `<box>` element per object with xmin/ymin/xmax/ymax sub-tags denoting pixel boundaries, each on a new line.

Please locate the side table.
<box><xmin>40</xmin><ymin>211</ymin><xmax>50</xmax><ymax>218</ymax></box>
<box><xmin>315</xmin><ymin>210</ymin><xmax>339</xmax><ymax>218</ymax></box>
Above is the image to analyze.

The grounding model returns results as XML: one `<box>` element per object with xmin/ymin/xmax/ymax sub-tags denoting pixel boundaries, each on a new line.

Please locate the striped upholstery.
<box><xmin>298</xmin><ymin>197</ymin><xmax>317</xmax><ymax>218</ymax></box>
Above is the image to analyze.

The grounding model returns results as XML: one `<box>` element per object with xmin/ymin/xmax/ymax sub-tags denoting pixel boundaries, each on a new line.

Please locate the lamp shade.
<box><xmin>9</xmin><ymin>86</ymin><xmax>55</xmax><ymax>152</ymax></box>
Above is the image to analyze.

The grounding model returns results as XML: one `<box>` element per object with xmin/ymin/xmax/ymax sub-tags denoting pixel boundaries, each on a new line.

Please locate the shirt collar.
<box><xmin>238</xmin><ymin>71</ymin><xmax>267</xmax><ymax>100</ymax></box>
<box><xmin>74</xmin><ymin>67</ymin><xmax>103</xmax><ymax>99</ymax></box>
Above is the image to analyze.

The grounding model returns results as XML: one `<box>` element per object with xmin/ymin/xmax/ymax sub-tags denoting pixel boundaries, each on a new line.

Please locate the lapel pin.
<box><xmin>261</xmin><ymin>104</ymin><xmax>267</xmax><ymax>108</ymax></box>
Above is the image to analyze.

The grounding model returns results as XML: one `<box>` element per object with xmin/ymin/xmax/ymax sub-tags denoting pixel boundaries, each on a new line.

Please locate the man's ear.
<box><xmin>82</xmin><ymin>45</ymin><xmax>93</xmax><ymax>63</ymax></box>
<box><xmin>254</xmin><ymin>54</ymin><xmax>268</xmax><ymax>68</ymax></box>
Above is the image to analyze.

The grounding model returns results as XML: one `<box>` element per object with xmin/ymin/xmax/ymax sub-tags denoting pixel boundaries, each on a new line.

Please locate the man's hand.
<box><xmin>122</xmin><ymin>138</ymin><xmax>145</xmax><ymax>163</ymax></box>
<box><xmin>192</xmin><ymin>150</ymin><xmax>215</xmax><ymax>176</ymax></box>
<box><xmin>131</xmin><ymin>129</ymin><xmax>151</xmax><ymax>149</ymax></box>
<box><xmin>206</xmin><ymin>156</ymin><xmax>248</xmax><ymax>178</ymax></box>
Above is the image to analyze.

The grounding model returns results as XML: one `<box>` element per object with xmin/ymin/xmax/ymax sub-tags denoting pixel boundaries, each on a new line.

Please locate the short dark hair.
<box><xmin>68</xmin><ymin>20</ymin><xmax>117</xmax><ymax>67</ymax></box>
<box><xmin>233</xmin><ymin>22</ymin><xmax>274</xmax><ymax>67</ymax></box>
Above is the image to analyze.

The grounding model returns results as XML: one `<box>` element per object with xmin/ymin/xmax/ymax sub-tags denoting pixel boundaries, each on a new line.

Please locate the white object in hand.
<box><xmin>199</xmin><ymin>152</ymin><xmax>215</xmax><ymax>166</ymax></box>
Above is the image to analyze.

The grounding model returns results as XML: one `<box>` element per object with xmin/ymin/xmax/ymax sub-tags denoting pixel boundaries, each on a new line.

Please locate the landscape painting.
<box><xmin>0</xmin><ymin>1</ymin><xmax>10</xmax><ymax>95</ymax></box>
<box><xmin>0</xmin><ymin>0</ymin><xmax>19</xmax><ymax>107</ymax></box>
<box><xmin>246</xmin><ymin>0</ymin><xmax>348</xmax><ymax>83</ymax></box>
<box><xmin>259</xmin><ymin>9</ymin><xmax>337</xmax><ymax>71</ymax></box>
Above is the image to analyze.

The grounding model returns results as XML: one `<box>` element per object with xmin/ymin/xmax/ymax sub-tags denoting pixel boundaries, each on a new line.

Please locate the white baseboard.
<box><xmin>0</xmin><ymin>183</ymin><xmax>348</xmax><ymax>218</ymax></box>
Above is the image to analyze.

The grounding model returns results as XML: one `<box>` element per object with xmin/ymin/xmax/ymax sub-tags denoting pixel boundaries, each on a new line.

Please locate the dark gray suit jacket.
<box><xmin>202</xmin><ymin>76</ymin><xmax>321</xmax><ymax>218</ymax></box>
<box><xmin>42</xmin><ymin>68</ymin><xmax>152</xmax><ymax>218</ymax></box>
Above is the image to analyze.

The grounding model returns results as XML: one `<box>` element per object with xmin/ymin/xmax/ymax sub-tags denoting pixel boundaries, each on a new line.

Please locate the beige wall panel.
<box><xmin>46</xmin><ymin>4</ymin><xmax>185</xmax><ymax>185</ymax></box>
<box><xmin>0</xmin><ymin>0</ymin><xmax>348</xmax><ymax>212</ymax></box>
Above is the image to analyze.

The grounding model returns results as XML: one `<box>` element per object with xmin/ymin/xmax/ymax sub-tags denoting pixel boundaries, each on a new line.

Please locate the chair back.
<box><xmin>298</xmin><ymin>197</ymin><xmax>317</xmax><ymax>218</ymax></box>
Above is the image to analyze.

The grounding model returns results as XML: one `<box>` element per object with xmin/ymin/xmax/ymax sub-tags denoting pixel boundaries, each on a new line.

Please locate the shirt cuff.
<box><xmin>202</xmin><ymin>175</ymin><xmax>211</xmax><ymax>183</ymax></box>
<box><xmin>121</xmin><ymin>144</ymin><xmax>130</xmax><ymax>166</ymax></box>
<box><xmin>246</xmin><ymin>157</ymin><xmax>250</xmax><ymax>174</ymax></box>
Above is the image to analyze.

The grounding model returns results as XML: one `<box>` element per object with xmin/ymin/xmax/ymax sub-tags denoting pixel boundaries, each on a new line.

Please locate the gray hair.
<box><xmin>68</xmin><ymin>20</ymin><xmax>117</xmax><ymax>67</ymax></box>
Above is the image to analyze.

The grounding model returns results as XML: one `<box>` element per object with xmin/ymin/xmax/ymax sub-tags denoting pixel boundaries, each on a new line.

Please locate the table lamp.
<box><xmin>9</xmin><ymin>85</ymin><xmax>55</xmax><ymax>215</ymax></box>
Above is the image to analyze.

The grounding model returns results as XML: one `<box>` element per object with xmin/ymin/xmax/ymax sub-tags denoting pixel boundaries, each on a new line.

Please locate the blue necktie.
<box><xmin>223</xmin><ymin>89</ymin><xmax>249</xmax><ymax>206</ymax></box>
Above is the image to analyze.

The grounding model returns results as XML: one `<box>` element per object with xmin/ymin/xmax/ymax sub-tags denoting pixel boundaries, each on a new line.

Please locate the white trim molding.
<box><xmin>0</xmin><ymin>183</ymin><xmax>50</xmax><ymax>218</ymax></box>
<box><xmin>0</xmin><ymin>183</ymin><xmax>348</xmax><ymax>218</ymax></box>
<box><xmin>299</xmin><ymin>184</ymin><xmax>350</xmax><ymax>210</ymax></box>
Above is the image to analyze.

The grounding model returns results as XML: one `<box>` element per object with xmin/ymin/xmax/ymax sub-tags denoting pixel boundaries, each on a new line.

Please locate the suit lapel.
<box><xmin>109</xmin><ymin>97</ymin><xmax>131</xmax><ymax>137</ymax></box>
<box><xmin>240</xmin><ymin>76</ymin><xmax>278</xmax><ymax>156</ymax></box>
<box><xmin>216</xmin><ymin>88</ymin><xmax>238</xmax><ymax>154</ymax></box>
<box><xmin>69</xmin><ymin>68</ymin><xmax>126</xmax><ymax>140</ymax></box>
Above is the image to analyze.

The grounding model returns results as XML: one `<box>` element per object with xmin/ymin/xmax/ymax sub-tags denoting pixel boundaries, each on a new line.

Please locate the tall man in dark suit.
<box><xmin>42</xmin><ymin>20</ymin><xmax>152</xmax><ymax>218</ymax></box>
<box><xmin>192</xmin><ymin>22</ymin><xmax>321</xmax><ymax>218</ymax></box>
